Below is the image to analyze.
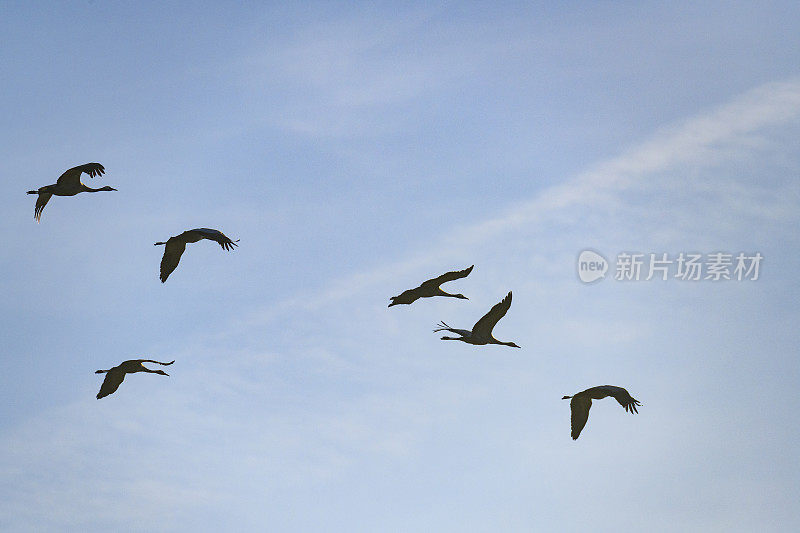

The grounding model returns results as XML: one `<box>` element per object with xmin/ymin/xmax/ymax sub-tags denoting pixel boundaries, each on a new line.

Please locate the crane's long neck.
<box><xmin>438</xmin><ymin>290</ymin><xmax>468</xmax><ymax>299</ymax></box>
<box><xmin>82</xmin><ymin>185</ymin><xmax>105</xmax><ymax>192</ymax></box>
<box><xmin>488</xmin><ymin>338</ymin><xmax>516</xmax><ymax>347</ymax></box>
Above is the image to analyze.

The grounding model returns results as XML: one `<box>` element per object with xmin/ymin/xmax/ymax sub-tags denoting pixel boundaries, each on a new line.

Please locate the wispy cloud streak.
<box><xmin>241</xmin><ymin>77</ymin><xmax>800</xmax><ymax>324</ymax></box>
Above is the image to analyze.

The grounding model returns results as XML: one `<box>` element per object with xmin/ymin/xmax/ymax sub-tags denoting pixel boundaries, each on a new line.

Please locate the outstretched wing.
<box><xmin>472</xmin><ymin>291</ymin><xmax>512</xmax><ymax>337</ymax></box>
<box><xmin>192</xmin><ymin>228</ymin><xmax>239</xmax><ymax>251</ymax></box>
<box><xmin>570</xmin><ymin>396</ymin><xmax>592</xmax><ymax>440</ymax></box>
<box><xmin>97</xmin><ymin>370</ymin><xmax>125</xmax><ymax>399</ymax></box>
<box><xmin>420</xmin><ymin>265</ymin><xmax>474</xmax><ymax>289</ymax></box>
<box><xmin>611</xmin><ymin>387</ymin><xmax>641</xmax><ymax>414</ymax></box>
<box><xmin>136</xmin><ymin>359</ymin><xmax>175</xmax><ymax>366</ymax></box>
<box><xmin>160</xmin><ymin>238</ymin><xmax>186</xmax><ymax>282</ymax></box>
<box><xmin>56</xmin><ymin>163</ymin><xmax>105</xmax><ymax>187</ymax></box>
<box><xmin>34</xmin><ymin>192</ymin><xmax>52</xmax><ymax>222</ymax></box>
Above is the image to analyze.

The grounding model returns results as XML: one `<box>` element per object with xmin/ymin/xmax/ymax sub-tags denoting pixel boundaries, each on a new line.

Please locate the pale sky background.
<box><xmin>1</xmin><ymin>2</ymin><xmax>799</xmax><ymax>531</ymax></box>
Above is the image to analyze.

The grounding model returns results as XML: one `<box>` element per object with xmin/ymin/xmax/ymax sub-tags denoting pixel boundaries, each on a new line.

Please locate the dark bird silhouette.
<box><xmin>434</xmin><ymin>291</ymin><xmax>520</xmax><ymax>347</ymax></box>
<box><xmin>26</xmin><ymin>163</ymin><xmax>115</xmax><ymax>222</ymax></box>
<box><xmin>154</xmin><ymin>228</ymin><xmax>239</xmax><ymax>282</ymax></box>
<box><xmin>562</xmin><ymin>385</ymin><xmax>641</xmax><ymax>440</ymax></box>
<box><xmin>389</xmin><ymin>265</ymin><xmax>474</xmax><ymax>307</ymax></box>
<box><xmin>95</xmin><ymin>359</ymin><xmax>174</xmax><ymax>399</ymax></box>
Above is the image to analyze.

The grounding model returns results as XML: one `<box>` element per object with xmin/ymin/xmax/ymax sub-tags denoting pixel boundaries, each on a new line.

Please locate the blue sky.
<box><xmin>1</xmin><ymin>2</ymin><xmax>799</xmax><ymax>531</ymax></box>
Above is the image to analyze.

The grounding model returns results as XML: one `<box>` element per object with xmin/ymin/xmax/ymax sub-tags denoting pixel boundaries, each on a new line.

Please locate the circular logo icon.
<box><xmin>577</xmin><ymin>250</ymin><xmax>608</xmax><ymax>283</ymax></box>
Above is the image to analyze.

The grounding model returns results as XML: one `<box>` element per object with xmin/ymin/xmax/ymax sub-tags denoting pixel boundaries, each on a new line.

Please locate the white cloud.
<box><xmin>237</xmin><ymin>9</ymin><xmax>510</xmax><ymax>137</ymax></box>
<box><xmin>237</xmin><ymin>77</ymin><xmax>800</xmax><ymax>325</ymax></box>
<box><xmin>2</xmin><ymin>77</ymin><xmax>799</xmax><ymax>531</ymax></box>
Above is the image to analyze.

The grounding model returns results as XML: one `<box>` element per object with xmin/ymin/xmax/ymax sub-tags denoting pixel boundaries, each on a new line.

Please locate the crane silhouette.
<box><xmin>562</xmin><ymin>385</ymin><xmax>641</xmax><ymax>440</ymax></box>
<box><xmin>95</xmin><ymin>359</ymin><xmax>174</xmax><ymax>399</ymax></box>
<box><xmin>434</xmin><ymin>291</ymin><xmax>520</xmax><ymax>347</ymax></box>
<box><xmin>155</xmin><ymin>228</ymin><xmax>239</xmax><ymax>282</ymax></box>
<box><xmin>389</xmin><ymin>265</ymin><xmax>474</xmax><ymax>307</ymax></box>
<box><xmin>26</xmin><ymin>163</ymin><xmax>116</xmax><ymax>222</ymax></box>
